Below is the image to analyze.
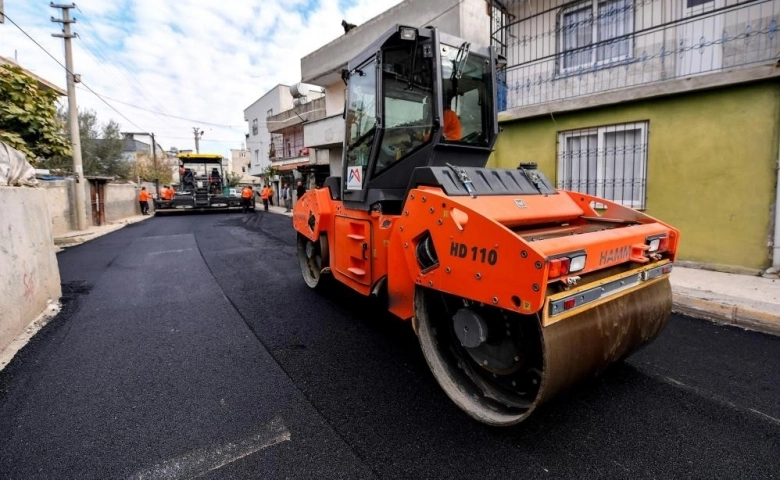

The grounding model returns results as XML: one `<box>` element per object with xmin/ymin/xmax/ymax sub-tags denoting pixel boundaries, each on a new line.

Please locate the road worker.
<box><xmin>138</xmin><ymin>187</ymin><xmax>152</xmax><ymax>215</ymax></box>
<box><xmin>260</xmin><ymin>184</ymin><xmax>271</xmax><ymax>212</ymax></box>
<box><xmin>241</xmin><ymin>185</ymin><xmax>254</xmax><ymax>213</ymax></box>
<box><xmin>160</xmin><ymin>185</ymin><xmax>174</xmax><ymax>201</ymax></box>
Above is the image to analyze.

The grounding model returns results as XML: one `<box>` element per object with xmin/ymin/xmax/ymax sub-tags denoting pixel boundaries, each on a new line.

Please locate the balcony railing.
<box><xmin>266</xmin><ymin>97</ymin><xmax>327</xmax><ymax>133</ymax></box>
<box><xmin>492</xmin><ymin>0</ymin><xmax>779</xmax><ymax>111</ymax></box>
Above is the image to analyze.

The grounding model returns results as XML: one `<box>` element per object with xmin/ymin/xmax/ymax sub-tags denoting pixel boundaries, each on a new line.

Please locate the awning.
<box><xmin>276</xmin><ymin>161</ymin><xmax>310</xmax><ymax>171</ymax></box>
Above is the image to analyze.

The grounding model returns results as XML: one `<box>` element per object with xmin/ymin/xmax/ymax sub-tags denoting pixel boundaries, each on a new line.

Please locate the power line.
<box><xmin>74</xmin><ymin>85</ymin><xmax>245</xmax><ymax>128</ymax></box>
<box><xmin>74</xmin><ymin>5</ymin><xmax>176</xmax><ymax>120</ymax></box>
<box><xmin>4</xmin><ymin>12</ymin><xmax>150</xmax><ymax>135</ymax></box>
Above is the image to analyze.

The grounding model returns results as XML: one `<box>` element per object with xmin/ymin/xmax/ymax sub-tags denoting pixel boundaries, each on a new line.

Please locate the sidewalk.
<box><xmin>53</xmin><ymin>214</ymin><xmax>152</xmax><ymax>252</ymax></box>
<box><xmin>670</xmin><ymin>266</ymin><xmax>780</xmax><ymax>336</ymax></box>
<box><xmin>265</xmin><ymin>204</ymin><xmax>294</xmax><ymax>217</ymax></box>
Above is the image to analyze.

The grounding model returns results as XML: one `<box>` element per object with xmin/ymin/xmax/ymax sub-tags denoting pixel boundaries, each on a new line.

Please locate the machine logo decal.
<box><xmin>599</xmin><ymin>246</ymin><xmax>631</xmax><ymax>266</ymax></box>
<box><xmin>347</xmin><ymin>167</ymin><xmax>362</xmax><ymax>190</ymax></box>
<box><xmin>514</xmin><ymin>199</ymin><xmax>527</xmax><ymax>208</ymax></box>
<box><xmin>450</xmin><ymin>242</ymin><xmax>498</xmax><ymax>265</ymax></box>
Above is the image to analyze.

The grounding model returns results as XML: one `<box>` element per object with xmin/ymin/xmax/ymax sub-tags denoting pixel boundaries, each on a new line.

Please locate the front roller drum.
<box><xmin>297</xmin><ymin>233</ymin><xmax>330</xmax><ymax>289</ymax></box>
<box><xmin>415</xmin><ymin>278</ymin><xmax>672</xmax><ymax>426</ymax></box>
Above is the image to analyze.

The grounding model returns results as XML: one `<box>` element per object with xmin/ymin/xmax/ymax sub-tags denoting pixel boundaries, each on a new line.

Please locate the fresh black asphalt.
<box><xmin>1</xmin><ymin>211</ymin><xmax>778</xmax><ymax>479</ymax></box>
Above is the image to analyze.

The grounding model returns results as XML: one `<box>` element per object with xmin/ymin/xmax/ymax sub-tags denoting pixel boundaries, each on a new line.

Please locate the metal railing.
<box><xmin>266</xmin><ymin>97</ymin><xmax>326</xmax><ymax>133</ymax></box>
<box><xmin>491</xmin><ymin>0</ymin><xmax>779</xmax><ymax>110</ymax></box>
<box><xmin>557</xmin><ymin>121</ymin><xmax>649</xmax><ymax>209</ymax></box>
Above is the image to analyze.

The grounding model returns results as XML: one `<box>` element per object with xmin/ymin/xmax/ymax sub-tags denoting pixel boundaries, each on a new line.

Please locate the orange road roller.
<box><xmin>293</xmin><ymin>25</ymin><xmax>679</xmax><ymax>426</ymax></box>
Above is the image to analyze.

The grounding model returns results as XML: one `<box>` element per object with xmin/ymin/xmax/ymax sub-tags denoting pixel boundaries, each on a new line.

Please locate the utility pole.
<box><xmin>51</xmin><ymin>3</ymin><xmax>87</xmax><ymax>230</ymax></box>
<box><xmin>193</xmin><ymin>127</ymin><xmax>204</xmax><ymax>153</ymax></box>
<box><xmin>151</xmin><ymin>132</ymin><xmax>159</xmax><ymax>196</ymax></box>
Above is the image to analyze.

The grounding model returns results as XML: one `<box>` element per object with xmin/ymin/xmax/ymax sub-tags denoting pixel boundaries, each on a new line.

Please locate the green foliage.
<box><xmin>0</xmin><ymin>64</ymin><xmax>71</xmax><ymax>163</ymax></box>
<box><xmin>133</xmin><ymin>152</ymin><xmax>175</xmax><ymax>184</ymax></box>
<box><xmin>225</xmin><ymin>171</ymin><xmax>243</xmax><ymax>187</ymax></box>
<box><xmin>45</xmin><ymin>108</ymin><xmax>132</xmax><ymax>178</ymax></box>
<box><xmin>263</xmin><ymin>164</ymin><xmax>279</xmax><ymax>180</ymax></box>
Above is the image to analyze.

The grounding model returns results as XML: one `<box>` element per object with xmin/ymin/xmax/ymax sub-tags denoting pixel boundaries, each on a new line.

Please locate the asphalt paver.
<box><xmin>1</xmin><ymin>211</ymin><xmax>778</xmax><ymax>478</ymax></box>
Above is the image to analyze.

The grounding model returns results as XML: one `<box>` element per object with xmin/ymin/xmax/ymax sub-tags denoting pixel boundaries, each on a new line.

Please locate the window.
<box><xmin>557</xmin><ymin>121</ymin><xmax>648</xmax><ymax>209</ymax></box>
<box><xmin>375</xmin><ymin>44</ymin><xmax>434</xmax><ymax>175</ymax></box>
<box><xmin>345</xmin><ymin>58</ymin><xmax>377</xmax><ymax>171</ymax></box>
<box><xmin>242</xmin><ymin>166</ymin><xmax>246</xmax><ymax>173</ymax></box>
<box><xmin>559</xmin><ymin>0</ymin><xmax>634</xmax><ymax>72</ymax></box>
<box><xmin>686</xmin><ymin>0</ymin><xmax>712</xmax><ymax>7</ymax></box>
<box><xmin>252</xmin><ymin>118</ymin><xmax>258</xmax><ymax>136</ymax></box>
<box><xmin>267</xmin><ymin>108</ymin><xmax>273</xmax><ymax>117</ymax></box>
<box><xmin>439</xmin><ymin>44</ymin><xmax>494</xmax><ymax>146</ymax></box>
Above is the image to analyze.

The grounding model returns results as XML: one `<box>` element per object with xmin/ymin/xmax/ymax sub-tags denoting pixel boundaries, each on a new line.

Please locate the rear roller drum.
<box><xmin>415</xmin><ymin>279</ymin><xmax>672</xmax><ymax>426</ymax></box>
<box><xmin>297</xmin><ymin>233</ymin><xmax>329</xmax><ymax>289</ymax></box>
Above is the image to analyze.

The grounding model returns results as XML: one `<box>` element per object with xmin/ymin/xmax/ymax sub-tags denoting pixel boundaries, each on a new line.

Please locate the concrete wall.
<box><xmin>0</xmin><ymin>187</ymin><xmax>61</xmax><ymax>354</ymax></box>
<box><xmin>492</xmin><ymin>81</ymin><xmax>780</xmax><ymax>270</ymax></box>
<box><xmin>41</xmin><ymin>180</ymin><xmax>152</xmax><ymax>228</ymax></box>
<box><xmin>107</xmin><ymin>183</ymin><xmax>149</xmax><ymax>221</ymax></box>
<box><xmin>40</xmin><ymin>180</ymin><xmax>75</xmax><ymax>237</ymax></box>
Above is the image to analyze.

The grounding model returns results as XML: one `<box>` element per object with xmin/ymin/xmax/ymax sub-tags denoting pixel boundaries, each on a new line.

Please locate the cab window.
<box><xmin>440</xmin><ymin>44</ymin><xmax>493</xmax><ymax>146</ymax></box>
<box><xmin>375</xmin><ymin>44</ymin><xmax>434</xmax><ymax>175</ymax></box>
<box><xmin>345</xmin><ymin>59</ymin><xmax>378</xmax><ymax>173</ymax></box>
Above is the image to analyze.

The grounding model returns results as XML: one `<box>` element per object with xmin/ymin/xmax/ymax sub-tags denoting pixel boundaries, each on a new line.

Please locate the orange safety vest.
<box><xmin>261</xmin><ymin>187</ymin><xmax>271</xmax><ymax>200</ymax></box>
<box><xmin>443</xmin><ymin>108</ymin><xmax>461</xmax><ymax>141</ymax></box>
<box><xmin>241</xmin><ymin>187</ymin><xmax>253</xmax><ymax>199</ymax></box>
<box><xmin>139</xmin><ymin>190</ymin><xmax>152</xmax><ymax>202</ymax></box>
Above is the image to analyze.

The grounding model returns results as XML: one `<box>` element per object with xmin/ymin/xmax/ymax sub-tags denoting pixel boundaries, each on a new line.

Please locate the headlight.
<box><xmin>569</xmin><ymin>255</ymin><xmax>587</xmax><ymax>273</ymax></box>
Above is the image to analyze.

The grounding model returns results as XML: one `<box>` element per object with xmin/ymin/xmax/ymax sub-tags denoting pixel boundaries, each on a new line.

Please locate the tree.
<box><xmin>132</xmin><ymin>151</ymin><xmax>174</xmax><ymax>185</ymax></box>
<box><xmin>225</xmin><ymin>171</ymin><xmax>243</xmax><ymax>187</ymax></box>
<box><xmin>94</xmin><ymin>119</ymin><xmax>128</xmax><ymax>179</ymax></box>
<box><xmin>0</xmin><ymin>63</ymin><xmax>71</xmax><ymax>163</ymax></box>
<box><xmin>263</xmin><ymin>164</ymin><xmax>279</xmax><ymax>183</ymax></box>
<box><xmin>45</xmin><ymin>108</ymin><xmax>130</xmax><ymax>178</ymax></box>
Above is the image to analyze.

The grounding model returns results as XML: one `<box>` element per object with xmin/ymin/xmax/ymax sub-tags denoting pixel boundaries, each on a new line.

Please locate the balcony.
<box><xmin>495</xmin><ymin>0</ymin><xmax>780</xmax><ymax>112</ymax></box>
<box><xmin>303</xmin><ymin>115</ymin><xmax>345</xmax><ymax>149</ymax></box>
<box><xmin>266</xmin><ymin>97</ymin><xmax>326</xmax><ymax>134</ymax></box>
<box><xmin>271</xmin><ymin>154</ymin><xmax>311</xmax><ymax>172</ymax></box>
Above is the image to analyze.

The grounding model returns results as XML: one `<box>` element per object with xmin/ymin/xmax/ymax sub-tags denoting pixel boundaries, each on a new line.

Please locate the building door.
<box><xmin>89</xmin><ymin>181</ymin><xmax>106</xmax><ymax>226</ymax></box>
<box><xmin>677</xmin><ymin>0</ymin><xmax>724</xmax><ymax>77</ymax></box>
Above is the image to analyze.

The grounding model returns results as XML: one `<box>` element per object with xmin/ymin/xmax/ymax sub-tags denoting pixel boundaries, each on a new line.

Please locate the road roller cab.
<box><xmin>293</xmin><ymin>25</ymin><xmax>680</xmax><ymax>426</ymax></box>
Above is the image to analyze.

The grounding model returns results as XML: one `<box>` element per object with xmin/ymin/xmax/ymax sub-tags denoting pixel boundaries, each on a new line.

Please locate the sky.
<box><xmin>1</xmin><ymin>0</ymin><xmax>403</xmax><ymax>158</ymax></box>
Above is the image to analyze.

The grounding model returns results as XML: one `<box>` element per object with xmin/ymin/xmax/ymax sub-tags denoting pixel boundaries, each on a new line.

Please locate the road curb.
<box><xmin>672</xmin><ymin>292</ymin><xmax>780</xmax><ymax>337</ymax></box>
<box><xmin>53</xmin><ymin>215</ymin><xmax>152</xmax><ymax>250</ymax></box>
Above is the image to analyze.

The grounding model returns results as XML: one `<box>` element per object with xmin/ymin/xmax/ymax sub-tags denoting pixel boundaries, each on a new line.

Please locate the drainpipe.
<box><xmin>773</xmin><ymin>138</ymin><xmax>780</xmax><ymax>272</ymax></box>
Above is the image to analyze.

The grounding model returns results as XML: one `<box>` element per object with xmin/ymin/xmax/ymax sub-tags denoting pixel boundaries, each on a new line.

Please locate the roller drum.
<box><xmin>416</xmin><ymin>278</ymin><xmax>672</xmax><ymax>426</ymax></box>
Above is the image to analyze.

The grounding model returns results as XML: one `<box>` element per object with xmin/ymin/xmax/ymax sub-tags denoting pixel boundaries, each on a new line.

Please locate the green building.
<box><xmin>488</xmin><ymin>0</ymin><xmax>779</xmax><ymax>273</ymax></box>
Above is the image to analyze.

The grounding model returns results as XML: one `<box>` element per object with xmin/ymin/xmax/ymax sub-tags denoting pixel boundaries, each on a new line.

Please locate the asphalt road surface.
<box><xmin>1</xmin><ymin>211</ymin><xmax>778</xmax><ymax>479</ymax></box>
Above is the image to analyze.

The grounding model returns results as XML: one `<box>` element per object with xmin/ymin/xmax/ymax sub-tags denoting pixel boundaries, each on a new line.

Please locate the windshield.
<box><xmin>375</xmin><ymin>44</ymin><xmax>434</xmax><ymax>175</ymax></box>
<box><xmin>344</xmin><ymin>59</ymin><xmax>377</xmax><ymax>190</ymax></box>
<box><xmin>439</xmin><ymin>44</ymin><xmax>493</xmax><ymax>146</ymax></box>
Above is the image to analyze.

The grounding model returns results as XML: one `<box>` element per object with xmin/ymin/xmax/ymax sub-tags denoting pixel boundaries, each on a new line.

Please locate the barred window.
<box><xmin>557</xmin><ymin>122</ymin><xmax>648</xmax><ymax>209</ymax></box>
<box><xmin>252</xmin><ymin>118</ymin><xmax>258</xmax><ymax>136</ymax></box>
<box><xmin>559</xmin><ymin>0</ymin><xmax>634</xmax><ymax>72</ymax></box>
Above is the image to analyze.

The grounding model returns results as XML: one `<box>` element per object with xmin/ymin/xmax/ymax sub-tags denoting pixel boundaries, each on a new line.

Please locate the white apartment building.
<box><xmin>243</xmin><ymin>85</ymin><xmax>295</xmax><ymax>180</ymax></box>
<box><xmin>229</xmin><ymin>149</ymin><xmax>258</xmax><ymax>185</ymax></box>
